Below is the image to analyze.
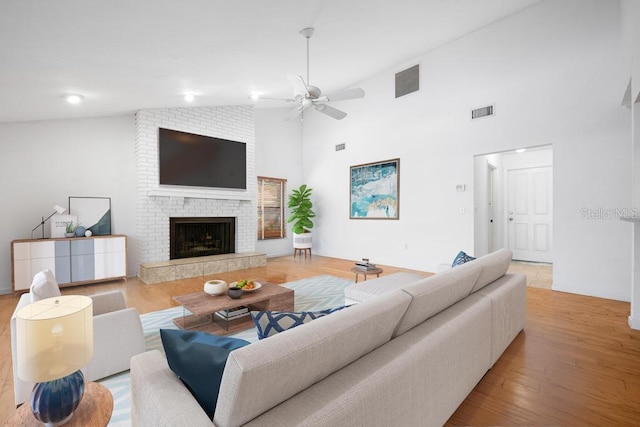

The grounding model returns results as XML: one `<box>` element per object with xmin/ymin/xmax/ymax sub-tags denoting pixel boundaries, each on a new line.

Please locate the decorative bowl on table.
<box><xmin>227</xmin><ymin>286</ymin><xmax>243</xmax><ymax>299</ymax></box>
<box><xmin>204</xmin><ymin>279</ymin><xmax>227</xmax><ymax>296</ymax></box>
<box><xmin>230</xmin><ymin>280</ymin><xmax>262</xmax><ymax>293</ymax></box>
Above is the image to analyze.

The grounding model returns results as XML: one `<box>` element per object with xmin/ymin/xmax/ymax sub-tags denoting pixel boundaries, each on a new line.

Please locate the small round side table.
<box><xmin>4</xmin><ymin>382</ymin><xmax>114</xmax><ymax>427</ymax></box>
<box><xmin>350</xmin><ymin>267</ymin><xmax>384</xmax><ymax>283</ymax></box>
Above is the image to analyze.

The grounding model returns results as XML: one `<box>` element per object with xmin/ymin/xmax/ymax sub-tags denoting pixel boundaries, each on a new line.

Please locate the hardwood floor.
<box><xmin>1</xmin><ymin>255</ymin><xmax>638</xmax><ymax>425</ymax></box>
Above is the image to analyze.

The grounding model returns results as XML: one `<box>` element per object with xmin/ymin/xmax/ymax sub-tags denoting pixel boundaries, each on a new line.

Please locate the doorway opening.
<box><xmin>473</xmin><ymin>145</ymin><xmax>553</xmax><ymax>264</ymax></box>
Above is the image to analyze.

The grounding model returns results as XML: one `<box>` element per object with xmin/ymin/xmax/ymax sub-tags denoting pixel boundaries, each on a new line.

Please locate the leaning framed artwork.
<box><xmin>68</xmin><ymin>197</ymin><xmax>112</xmax><ymax>235</ymax></box>
<box><xmin>350</xmin><ymin>158</ymin><xmax>400</xmax><ymax>219</ymax></box>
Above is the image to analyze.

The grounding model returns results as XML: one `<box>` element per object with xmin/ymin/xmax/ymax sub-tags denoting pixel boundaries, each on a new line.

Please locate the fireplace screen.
<box><xmin>170</xmin><ymin>217</ymin><xmax>235</xmax><ymax>259</ymax></box>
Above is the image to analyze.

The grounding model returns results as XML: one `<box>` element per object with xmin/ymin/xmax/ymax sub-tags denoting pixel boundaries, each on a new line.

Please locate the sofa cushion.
<box><xmin>29</xmin><ymin>270</ymin><xmax>61</xmax><ymax>303</ymax></box>
<box><xmin>213</xmin><ymin>290</ymin><xmax>413</xmax><ymax>427</ymax></box>
<box><xmin>344</xmin><ymin>272</ymin><xmax>425</xmax><ymax>303</ymax></box>
<box><xmin>160</xmin><ymin>329</ymin><xmax>250</xmax><ymax>418</ymax></box>
<box><xmin>452</xmin><ymin>251</ymin><xmax>475</xmax><ymax>267</ymax></box>
<box><xmin>393</xmin><ymin>261</ymin><xmax>482</xmax><ymax>337</ymax></box>
<box><xmin>470</xmin><ymin>248</ymin><xmax>512</xmax><ymax>293</ymax></box>
<box><xmin>251</xmin><ymin>306</ymin><xmax>350</xmax><ymax>339</ymax></box>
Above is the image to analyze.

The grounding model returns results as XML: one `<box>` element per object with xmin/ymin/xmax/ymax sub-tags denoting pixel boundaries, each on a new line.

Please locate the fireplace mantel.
<box><xmin>147</xmin><ymin>187</ymin><xmax>252</xmax><ymax>200</ymax></box>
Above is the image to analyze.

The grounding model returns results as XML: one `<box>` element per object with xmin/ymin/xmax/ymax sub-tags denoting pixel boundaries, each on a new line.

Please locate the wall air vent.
<box><xmin>471</xmin><ymin>105</ymin><xmax>494</xmax><ymax>120</ymax></box>
<box><xmin>335</xmin><ymin>143</ymin><xmax>346</xmax><ymax>151</ymax></box>
<box><xmin>395</xmin><ymin>64</ymin><xmax>419</xmax><ymax>98</ymax></box>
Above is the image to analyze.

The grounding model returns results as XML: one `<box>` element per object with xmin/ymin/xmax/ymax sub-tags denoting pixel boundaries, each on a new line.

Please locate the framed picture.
<box><xmin>50</xmin><ymin>214</ymin><xmax>78</xmax><ymax>238</ymax></box>
<box><xmin>350</xmin><ymin>158</ymin><xmax>400</xmax><ymax>219</ymax></box>
<box><xmin>68</xmin><ymin>197</ymin><xmax>112</xmax><ymax>235</ymax></box>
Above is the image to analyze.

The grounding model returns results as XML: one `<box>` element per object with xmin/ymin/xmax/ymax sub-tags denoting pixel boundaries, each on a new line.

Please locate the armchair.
<box><xmin>11</xmin><ymin>277</ymin><xmax>145</xmax><ymax>406</ymax></box>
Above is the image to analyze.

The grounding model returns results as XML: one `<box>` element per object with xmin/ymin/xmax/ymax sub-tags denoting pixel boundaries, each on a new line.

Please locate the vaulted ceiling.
<box><xmin>0</xmin><ymin>0</ymin><xmax>541</xmax><ymax>123</ymax></box>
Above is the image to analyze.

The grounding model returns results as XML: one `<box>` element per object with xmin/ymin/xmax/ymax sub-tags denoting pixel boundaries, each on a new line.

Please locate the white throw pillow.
<box><xmin>29</xmin><ymin>270</ymin><xmax>61</xmax><ymax>303</ymax></box>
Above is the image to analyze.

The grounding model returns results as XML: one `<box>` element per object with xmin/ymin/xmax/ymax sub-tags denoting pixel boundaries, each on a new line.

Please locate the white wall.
<box><xmin>302</xmin><ymin>0</ymin><xmax>632</xmax><ymax>301</ymax></box>
<box><xmin>255</xmin><ymin>108</ymin><xmax>303</xmax><ymax>257</ymax></box>
<box><xmin>0</xmin><ymin>115</ymin><xmax>137</xmax><ymax>294</ymax></box>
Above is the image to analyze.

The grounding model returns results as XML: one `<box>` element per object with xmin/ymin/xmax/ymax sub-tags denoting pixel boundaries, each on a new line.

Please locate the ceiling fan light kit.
<box><xmin>257</xmin><ymin>27</ymin><xmax>365</xmax><ymax>121</ymax></box>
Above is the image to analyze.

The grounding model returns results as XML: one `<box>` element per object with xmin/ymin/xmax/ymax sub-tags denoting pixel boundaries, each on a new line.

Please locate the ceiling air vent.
<box><xmin>471</xmin><ymin>105</ymin><xmax>494</xmax><ymax>120</ymax></box>
<box><xmin>335</xmin><ymin>143</ymin><xmax>346</xmax><ymax>151</ymax></box>
<box><xmin>395</xmin><ymin>64</ymin><xmax>419</xmax><ymax>98</ymax></box>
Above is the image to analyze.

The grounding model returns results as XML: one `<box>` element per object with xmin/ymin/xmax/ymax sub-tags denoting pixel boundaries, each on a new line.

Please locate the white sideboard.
<box><xmin>11</xmin><ymin>235</ymin><xmax>127</xmax><ymax>291</ymax></box>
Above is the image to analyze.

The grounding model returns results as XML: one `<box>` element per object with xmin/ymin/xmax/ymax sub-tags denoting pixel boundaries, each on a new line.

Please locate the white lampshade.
<box><xmin>16</xmin><ymin>295</ymin><xmax>93</xmax><ymax>383</ymax></box>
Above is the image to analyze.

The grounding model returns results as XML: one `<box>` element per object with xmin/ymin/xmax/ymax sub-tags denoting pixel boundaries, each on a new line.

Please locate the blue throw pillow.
<box><xmin>452</xmin><ymin>251</ymin><xmax>476</xmax><ymax>267</ymax></box>
<box><xmin>251</xmin><ymin>306</ymin><xmax>350</xmax><ymax>340</ymax></box>
<box><xmin>160</xmin><ymin>329</ymin><xmax>250</xmax><ymax>418</ymax></box>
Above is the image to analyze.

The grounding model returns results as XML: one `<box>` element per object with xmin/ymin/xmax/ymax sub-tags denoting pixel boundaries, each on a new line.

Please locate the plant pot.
<box><xmin>64</xmin><ymin>232</ymin><xmax>75</xmax><ymax>238</ymax></box>
<box><xmin>293</xmin><ymin>231</ymin><xmax>312</xmax><ymax>249</ymax></box>
<box><xmin>227</xmin><ymin>286</ymin><xmax>243</xmax><ymax>299</ymax></box>
<box><xmin>204</xmin><ymin>280</ymin><xmax>227</xmax><ymax>296</ymax></box>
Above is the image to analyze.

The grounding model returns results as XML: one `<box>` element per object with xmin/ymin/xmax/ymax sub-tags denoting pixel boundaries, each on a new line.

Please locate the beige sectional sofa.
<box><xmin>131</xmin><ymin>248</ymin><xmax>525</xmax><ymax>426</ymax></box>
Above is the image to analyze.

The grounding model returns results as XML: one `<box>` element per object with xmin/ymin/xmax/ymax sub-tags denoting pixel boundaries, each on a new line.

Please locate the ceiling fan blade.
<box><xmin>324</xmin><ymin>87</ymin><xmax>365</xmax><ymax>102</ymax></box>
<box><xmin>286</xmin><ymin>73</ymin><xmax>309</xmax><ymax>97</ymax></box>
<box><xmin>314</xmin><ymin>104</ymin><xmax>347</xmax><ymax>120</ymax></box>
<box><xmin>253</xmin><ymin>96</ymin><xmax>296</xmax><ymax>102</ymax></box>
<box><xmin>285</xmin><ymin>105</ymin><xmax>304</xmax><ymax>121</ymax></box>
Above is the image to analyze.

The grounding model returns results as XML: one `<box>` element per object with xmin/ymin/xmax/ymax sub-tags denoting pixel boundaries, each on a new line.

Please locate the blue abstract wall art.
<box><xmin>350</xmin><ymin>158</ymin><xmax>399</xmax><ymax>219</ymax></box>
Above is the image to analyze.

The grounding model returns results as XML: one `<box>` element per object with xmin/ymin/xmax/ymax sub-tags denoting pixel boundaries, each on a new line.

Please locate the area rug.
<box><xmin>100</xmin><ymin>274</ymin><xmax>354</xmax><ymax>426</ymax></box>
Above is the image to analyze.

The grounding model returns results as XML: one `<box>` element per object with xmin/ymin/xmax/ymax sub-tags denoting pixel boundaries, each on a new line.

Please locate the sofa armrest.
<box><xmin>90</xmin><ymin>290</ymin><xmax>127</xmax><ymax>315</ymax></box>
<box><xmin>131</xmin><ymin>351</ymin><xmax>213</xmax><ymax>427</ymax></box>
<box><xmin>11</xmin><ymin>294</ymin><xmax>34</xmax><ymax>406</ymax></box>
<box><xmin>83</xmin><ymin>307</ymin><xmax>145</xmax><ymax>382</ymax></box>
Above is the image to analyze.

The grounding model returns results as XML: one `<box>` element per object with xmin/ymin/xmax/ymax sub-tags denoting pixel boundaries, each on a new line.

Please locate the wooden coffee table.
<box><xmin>172</xmin><ymin>282</ymin><xmax>294</xmax><ymax>335</ymax></box>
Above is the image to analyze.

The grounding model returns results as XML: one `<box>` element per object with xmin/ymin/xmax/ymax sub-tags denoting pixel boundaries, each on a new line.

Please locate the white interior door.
<box><xmin>507</xmin><ymin>166</ymin><xmax>552</xmax><ymax>262</ymax></box>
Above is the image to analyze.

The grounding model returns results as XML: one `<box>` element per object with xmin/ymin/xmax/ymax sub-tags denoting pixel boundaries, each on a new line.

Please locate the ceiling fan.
<box><xmin>261</xmin><ymin>27</ymin><xmax>365</xmax><ymax>120</ymax></box>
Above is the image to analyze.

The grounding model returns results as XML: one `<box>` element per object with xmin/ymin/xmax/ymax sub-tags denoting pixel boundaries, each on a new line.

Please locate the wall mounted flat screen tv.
<box><xmin>158</xmin><ymin>128</ymin><xmax>247</xmax><ymax>190</ymax></box>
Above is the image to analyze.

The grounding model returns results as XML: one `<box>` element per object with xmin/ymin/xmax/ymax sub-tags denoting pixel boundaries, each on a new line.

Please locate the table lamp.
<box><xmin>16</xmin><ymin>295</ymin><xmax>94</xmax><ymax>426</ymax></box>
<box><xmin>31</xmin><ymin>204</ymin><xmax>67</xmax><ymax>239</ymax></box>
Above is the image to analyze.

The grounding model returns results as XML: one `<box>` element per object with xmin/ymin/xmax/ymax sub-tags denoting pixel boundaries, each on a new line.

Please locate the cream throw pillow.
<box><xmin>29</xmin><ymin>270</ymin><xmax>61</xmax><ymax>303</ymax></box>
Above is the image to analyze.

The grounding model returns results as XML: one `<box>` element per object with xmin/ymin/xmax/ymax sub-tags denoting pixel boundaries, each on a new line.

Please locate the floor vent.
<box><xmin>395</xmin><ymin>64</ymin><xmax>419</xmax><ymax>98</ymax></box>
<box><xmin>335</xmin><ymin>143</ymin><xmax>346</xmax><ymax>151</ymax></box>
<box><xmin>471</xmin><ymin>105</ymin><xmax>494</xmax><ymax>120</ymax></box>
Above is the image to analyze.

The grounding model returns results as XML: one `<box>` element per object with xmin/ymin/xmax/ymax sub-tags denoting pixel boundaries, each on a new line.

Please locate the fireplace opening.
<box><xmin>170</xmin><ymin>217</ymin><xmax>235</xmax><ymax>260</ymax></box>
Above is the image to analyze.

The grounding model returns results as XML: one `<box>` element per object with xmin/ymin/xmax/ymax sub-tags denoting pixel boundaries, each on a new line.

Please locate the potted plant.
<box><xmin>64</xmin><ymin>222</ymin><xmax>75</xmax><ymax>238</ymax></box>
<box><xmin>287</xmin><ymin>184</ymin><xmax>315</xmax><ymax>254</ymax></box>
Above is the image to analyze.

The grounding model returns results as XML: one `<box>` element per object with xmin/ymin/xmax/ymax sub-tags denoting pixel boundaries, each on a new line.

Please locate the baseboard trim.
<box><xmin>629</xmin><ymin>316</ymin><xmax>640</xmax><ymax>330</ymax></box>
<box><xmin>551</xmin><ymin>284</ymin><xmax>630</xmax><ymax>302</ymax></box>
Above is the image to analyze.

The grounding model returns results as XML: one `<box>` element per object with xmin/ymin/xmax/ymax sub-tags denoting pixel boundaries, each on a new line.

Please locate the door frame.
<box><xmin>473</xmin><ymin>145</ymin><xmax>553</xmax><ymax>262</ymax></box>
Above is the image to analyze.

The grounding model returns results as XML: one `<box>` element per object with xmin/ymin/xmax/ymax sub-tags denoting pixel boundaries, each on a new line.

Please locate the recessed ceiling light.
<box><xmin>65</xmin><ymin>94</ymin><xmax>84</xmax><ymax>104</ymax></box>
<box><xmin>184</xmin><ymin>93</ymin><xmax>195</xmax><ymax>102</ymax></box>
<box><xmin>515</xmin><ymin>148</ymin><xmax>526</xmax><ymax>153</ymax></box>
<box><xmin>249</xmin><ymin>92</ymin><xmax>260</xmax><ymax>101</ymax></box>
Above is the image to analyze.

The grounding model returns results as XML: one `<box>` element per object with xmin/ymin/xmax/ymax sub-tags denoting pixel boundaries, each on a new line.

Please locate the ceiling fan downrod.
<box><xmin>300</xmin><ymin>27</ymin><xmax>314</xmax><ymax>85</ymax></box>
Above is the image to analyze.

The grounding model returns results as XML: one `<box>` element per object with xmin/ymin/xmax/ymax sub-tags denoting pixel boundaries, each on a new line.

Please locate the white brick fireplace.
<box><xmin>134</xmin><ymin>105</ymin><xmax>256</xmax><ymax>275</ymax></box>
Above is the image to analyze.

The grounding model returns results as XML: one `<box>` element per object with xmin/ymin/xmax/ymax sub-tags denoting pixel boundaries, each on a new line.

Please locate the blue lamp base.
<box><xmin>30</xmin><ymin>370</ymin><xmax>85</xmax><ymax>427</ymax></box>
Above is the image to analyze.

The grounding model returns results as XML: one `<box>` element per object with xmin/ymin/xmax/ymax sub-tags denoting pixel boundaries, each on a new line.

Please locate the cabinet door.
<box><xmin>54</xmin><ymin>240</ymin><xmax>71</xmax><ymax>285</ymax></box>
<box><xmin>13</xmin><ymin>242</ymin><xmax>30</xmax><ymax>261</ymax></box>
<box><xmin>13</xmin><ymin>242</ymin><xmax>32</xmax><ymax>290</ymax></box>
<box><xmin>13</xmin><ymin>241</ymin><xmax>56</xmax><ymax>290</ymax></box>
<box><xmin>71</xmin><ymin>240</ymin><xmax>95</xmax><ymax>282</ymax></box>
<box><xmin>30</xmin><ymin>241</ymin><xmax>55</xmax><ymax>259</ymax></box>
<box><xmin>94</xmin><ymin>237</ymin><xmax>126</xmax><ymax>279</ymax></box>
<box><xmin>28</xmin><ymin>241</ymin><xmax>56</xmax><ymax>288</ymax></box>
<box><xmin>13</xmin><ymin>260</ymin><xmax>31</xmax><ymax>291</ymax></box>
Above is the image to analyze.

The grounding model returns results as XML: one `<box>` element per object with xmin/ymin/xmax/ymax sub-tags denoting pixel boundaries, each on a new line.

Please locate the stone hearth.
<box><xmin>139</xmin><ymin>252</ymin><xmax>266</xmax><ymax>285</ymax></box>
